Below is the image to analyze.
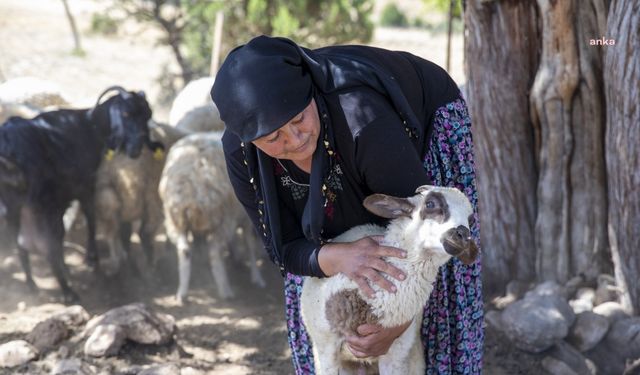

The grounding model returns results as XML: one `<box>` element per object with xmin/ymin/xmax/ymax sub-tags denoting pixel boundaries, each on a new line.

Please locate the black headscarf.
<box><xmin>211</xmin><ymin>35</ymin><xmax>424</xmax><ymax>142</ymax></box>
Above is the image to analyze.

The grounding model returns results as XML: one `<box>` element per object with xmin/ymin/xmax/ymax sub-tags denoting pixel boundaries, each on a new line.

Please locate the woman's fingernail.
<box><xmin>399</xmin><ymin>273</ymin><xmax>406</xmax><ymax>280</ymax></box>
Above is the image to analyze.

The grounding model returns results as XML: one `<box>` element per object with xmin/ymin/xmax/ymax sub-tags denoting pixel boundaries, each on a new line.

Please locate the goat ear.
<box><xmin>457</xmin><ymin>241</ymin><xmax>479</xmax><ymax>265</ymax></box>
<box><xmin>363</xmin><ymin>194</ymin><xmax>414</xmax><ymax>219</ymax></box>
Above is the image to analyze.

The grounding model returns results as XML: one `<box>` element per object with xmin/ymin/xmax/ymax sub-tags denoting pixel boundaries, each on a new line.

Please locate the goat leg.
<box><xmin>47</xmin><ymin>241</ymin><xmax>79</xmax><ymax>304</ymax></box>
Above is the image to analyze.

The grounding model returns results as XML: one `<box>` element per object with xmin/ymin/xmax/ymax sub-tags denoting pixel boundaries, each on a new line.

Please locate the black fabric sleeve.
<box><xmin>279</xmin><ymin>202</ymin><xmax>326</xmax><ymax>277</ymax></box>
<box><xmin>223</xmin><ymin>132</ymin><xmax>326</xmax><ymax>277</ymax></box>
<box><xmin>355</xmin><ymin>112</ymin><xmax>431</xmax><ymax>198</ymax></box>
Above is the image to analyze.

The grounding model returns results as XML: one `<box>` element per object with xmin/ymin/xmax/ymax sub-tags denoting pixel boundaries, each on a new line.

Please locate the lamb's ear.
<box><xmin>457</xmin><ymin>241</ymin><xmax>479</xmax><ymax>265</ymax></box>
<box><xmin>415</xmin><ymin>185</ymin><xmax>433</xmax><ymax>194</ymax></box>
<box><xmin>363</xmin><ymin>194</ymin><xmax>414</xmax><ymax>219</ymax></box>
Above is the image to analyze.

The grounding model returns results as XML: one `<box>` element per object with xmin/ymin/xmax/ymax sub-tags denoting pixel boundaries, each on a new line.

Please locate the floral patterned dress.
<box><xmin>283</xmin><ymin>96</ymin><xmax>483</xmax><ymax>374</ymax></box>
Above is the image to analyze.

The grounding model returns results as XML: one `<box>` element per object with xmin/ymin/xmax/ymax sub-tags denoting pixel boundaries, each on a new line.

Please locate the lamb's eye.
<box><xmin>425</xmin><ymin>200</ymin><xmax>436</xmax><ymax>209</ymax></box>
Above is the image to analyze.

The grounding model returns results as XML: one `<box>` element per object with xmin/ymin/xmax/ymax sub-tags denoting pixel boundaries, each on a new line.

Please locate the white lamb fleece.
<box><xmin>300</xmin><ymin>186</ymin><xmax>476</xmax><ymax>375</ymax></box>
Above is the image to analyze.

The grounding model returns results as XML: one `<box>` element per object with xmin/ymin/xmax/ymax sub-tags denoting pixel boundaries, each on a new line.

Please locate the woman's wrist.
<box><xmin>318</xmin><ymin>242</ymin><xmax>342</xmax><ymax>277</ymax></box>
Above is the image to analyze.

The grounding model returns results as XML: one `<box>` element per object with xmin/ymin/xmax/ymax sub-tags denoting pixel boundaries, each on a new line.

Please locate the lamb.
<box><xmin>0</xmin><ymin>86</ymin><xmax>153</xmax><ymax>303</ymax></box>
<box><xmin>0</xmin><ymin>76</ymin><xmax>71</xmax><ymax>109</ymax></box>
<box><xmin>168</xmin><ymin>77</ymin><xmax>224</xmax><ymax>132</ymax></box>
<box><xmin>0</xmin><ymin>77</ymin><xmax>72</xmax><ymax>124</ymax></box>
<box><xmin>94</xmin><ymin>120</ymin><xmax>191</xmax><ymax>272</ymax></box>
<box><xmin>158</xmin><ymin>132</ymin><xmax>266</xmax><ymax>304</ymax></box>
<box><xmin>300</xmin><ymin>185</ymin><xmax>479</xmax><ymax>374</ymax></box>
<box><xmin>0</xmin><ymin>102</ymin><xmax>40</xmax><ymax>125</ymax></box>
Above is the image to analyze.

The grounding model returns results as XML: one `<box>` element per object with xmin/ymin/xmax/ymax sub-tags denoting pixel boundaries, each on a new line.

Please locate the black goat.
<box><xmin>0</xmin><ymin>86</ymin><xmax>153</xmax><ymax>303</ymax></box>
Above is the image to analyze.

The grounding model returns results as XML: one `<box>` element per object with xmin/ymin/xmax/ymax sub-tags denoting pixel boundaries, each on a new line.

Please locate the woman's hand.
<box><xmin>346</xmin><ymin>321</ymin><xmax>413</xmax><ymax>358</ymax></box>
<box><xmin>318</xmin><ymin>236</ymin><xmax>406</xmax><ymax>298</ymax></box>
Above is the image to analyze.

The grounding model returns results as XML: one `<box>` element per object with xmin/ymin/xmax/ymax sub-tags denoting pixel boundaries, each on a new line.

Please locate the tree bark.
<box><xmin>464</xmin><ymin>0</ymin><xmax>541</xmax><ymax>294</ymax></box>
<box><xmin>530</xmin><ymin>0</ymin><xmax>609</xmax><ymax>283</ymax></box>
<box><xmin>61</xmin><ymin>0</ymin><xmax>82</xmax><ymax>52</ymax></box>
<box><xmin>604</xmin><ymin>0</ymin><xmax>640</xmax><ymax>313</ymax></box>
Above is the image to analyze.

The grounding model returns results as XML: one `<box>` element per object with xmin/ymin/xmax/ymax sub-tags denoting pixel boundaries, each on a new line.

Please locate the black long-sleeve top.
<box><xmin>222</xmin><ymin>47</ymin><xmax>460</xmax><ymax>277</ymax></box>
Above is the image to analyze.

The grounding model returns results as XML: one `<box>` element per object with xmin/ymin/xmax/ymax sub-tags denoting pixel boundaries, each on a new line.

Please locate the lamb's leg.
<box><xmin>117</xmin><ymin>221</ymin><xmax>143</xmax><ymax>277</ymax></box>
<box><xmin>378</xmin><ymin>318</ymin><xmax>424</xmax><ymax>375</ymax></box>
<box><xmin>247</xmin><ymin>246</ymin><xmax>266</xmax><ymax>288</ymax></box>
<box><xmin>119</xmin><ymin>222</ymin><xmax>132</xmax><ymax>257</ymax></box>
<box><xmin>79</xmin><ymin>197</ymin><xmax>100</xmax><ymax>272</ymax></box>
<box><xmin>139</xmin><ymin>219</ymin><xmax>155</xmax><ymax>266</ymax></box>
<box><xmin>175</xmin><ymin>232</ymin><xmax>192</xmax><ymax>305</ymax></box>
<box><xmin>312</xmin><ymin>341</ymin><xmax>342</xmax><ymax>375</ymax></box>
<box><xmin>238</xmin><ymin>226</ymin><xmax>266</xmax><ymax>288</ymax></box>
<box><xmin>208</xmin><ymin>240</ymin><xmax>234</xmax><ymax>299</ymax></box>
<box><xmin>17</xmin><ymin>205</ymin><xmax>39</xmax><ymax>291</ymax></box>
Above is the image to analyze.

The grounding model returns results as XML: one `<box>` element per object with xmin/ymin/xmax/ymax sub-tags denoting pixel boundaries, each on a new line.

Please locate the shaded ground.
<box><xmin>0</xmin><ymin>1</ymin><xmax>542</xmax><ymax>374</ymax></box>
<box><xmin>0</xmin><ymin>230</ymin><xmax>291</xmax><ymax>374</ymax></box>
<box><xmin>0</xmin><ymin>231</ymin><xmax>543</xmax><ymax>375</ymax></box>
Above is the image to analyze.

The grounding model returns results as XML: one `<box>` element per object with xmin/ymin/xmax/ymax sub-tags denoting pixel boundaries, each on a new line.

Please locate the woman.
<box><xmin>212</xmin><ymin>35</ymin><xmax>482</xmax><ymax>374</ymax></box>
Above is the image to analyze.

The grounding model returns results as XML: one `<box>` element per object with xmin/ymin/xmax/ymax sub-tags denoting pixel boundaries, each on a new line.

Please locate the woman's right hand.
<box><xmin>318</xmin><ymin>236</ymin><xmax>407</xmax><ymax>298</ymax></box>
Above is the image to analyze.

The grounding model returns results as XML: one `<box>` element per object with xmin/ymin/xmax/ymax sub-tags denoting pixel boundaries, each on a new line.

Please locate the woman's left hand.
<box><xmin>345</xmin><ymin>320</ymin><xmax>412</xmax><ymax>358</ymax></box>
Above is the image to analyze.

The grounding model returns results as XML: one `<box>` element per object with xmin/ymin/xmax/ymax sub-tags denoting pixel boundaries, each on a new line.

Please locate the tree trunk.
<box><xmin>604</xmin><ymin>0</ymin><xmax>640</xmax><ymax>313</ymax></box>
<box><xmin>464</xmin><ymin>0</ymin><xmax>541</xmax><ymax>294</ymax></box>
<box><xmin>61</xmin><ymin>0</ymin><xmax>82</xmax><ymax>52</ymax></box>
<box><xmin>530</xmin><ymin>0</ymin><xmax>609</xmax><ymax>283</ymax></box>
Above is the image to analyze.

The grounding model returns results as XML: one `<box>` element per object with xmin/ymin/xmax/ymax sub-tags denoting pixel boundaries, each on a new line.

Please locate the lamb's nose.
<box><xmin>441</xmin><ymin>225</ymin><xmax>471</xmax><ymax>256</ymax></box>
<box><xmin>454</xmin><ymin>226</ymin><xmax>470</xmax><ymax>243</ymax></box>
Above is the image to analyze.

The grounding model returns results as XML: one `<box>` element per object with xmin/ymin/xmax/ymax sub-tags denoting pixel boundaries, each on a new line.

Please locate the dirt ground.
<box><xmin>0</xmin><ymin>1</ymin><xmax>542</xmax><ymax>374</ymax></box>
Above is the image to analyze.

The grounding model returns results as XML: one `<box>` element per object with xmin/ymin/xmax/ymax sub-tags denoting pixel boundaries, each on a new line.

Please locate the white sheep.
<box><xmin>168</xmin><ymin>77</ymin><xmax>224</xmax><ymax>133</ymax></box>
<box><xmin>158</xmin><ymin>132</ymin><xmax>266</xmax><ymax>303</ymax></box>
<box><xmin>300</xmin><ymin>185</ymin><xmax>478</xmax><ymax>375</ymax></box>
<box><xmin>0</xmin><ymin>102</ymin><xmax>40</xmax><ymax>125</ymax></box>
<box><xmin>0</xmin><ymin>77</ymin><xmax>71</xmax><ymax>109</ymax></box>
<box><xmin>94</xmin><ymin>120</ymin><xmax>190</xmax><ymax>271</ymax></box>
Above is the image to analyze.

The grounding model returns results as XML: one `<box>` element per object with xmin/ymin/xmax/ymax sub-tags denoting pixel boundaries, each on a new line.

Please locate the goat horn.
<box><xmin>93</xmin><ymin>85</ymin><xmax>131</xmax><ymax>107</ymax></box>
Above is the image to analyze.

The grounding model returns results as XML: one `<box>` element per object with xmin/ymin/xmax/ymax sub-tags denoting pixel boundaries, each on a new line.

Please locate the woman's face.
<box><xmin>252</xmin><ymin>99</ymin><xmax>320</xmax><ymax>162</ymax></box>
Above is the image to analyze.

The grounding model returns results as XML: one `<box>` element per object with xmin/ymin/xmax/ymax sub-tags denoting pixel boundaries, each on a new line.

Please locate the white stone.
<box><xmin>0</xmin><ymin>340</ymin><xmax>38</xmax><ymax>368</ymax></box>
<box><xmin>84</xmin><ymin>324</ymin><xmax>126</xmax><ymax>357</ymax></box>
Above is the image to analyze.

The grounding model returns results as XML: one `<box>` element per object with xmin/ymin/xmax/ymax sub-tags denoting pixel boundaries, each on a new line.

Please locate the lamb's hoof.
<box><xmin>175</xmin><ymin>294</ymin><xmax>187</xmax><ymax>306</ymax></box>
<box><xmin>218</xmin><ymin>290</ymin><xmax>235</xmax><ymax>300</ymax></box>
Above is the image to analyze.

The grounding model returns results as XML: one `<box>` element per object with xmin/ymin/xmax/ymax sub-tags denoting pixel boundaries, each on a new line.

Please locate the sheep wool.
<box><xmin>159</xmin><ymin>132</ymin><xmax>265</xmax><ymax>303</ymax></box>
